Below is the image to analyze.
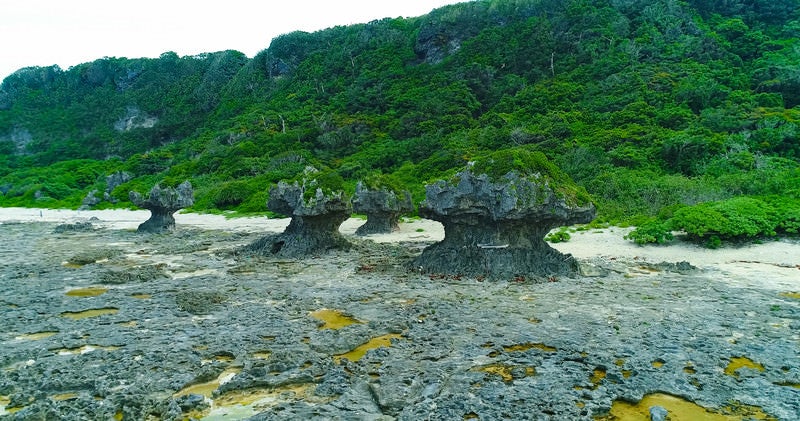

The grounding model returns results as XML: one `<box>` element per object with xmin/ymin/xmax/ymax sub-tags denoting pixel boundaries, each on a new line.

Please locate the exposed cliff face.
<box><xmin>352</xmin><ymin>182</ymin><xmax>414</xmax><ymax>235</ymax></box>
<box><xmin>129</xmin><ymin>181</ymin><xmax>194</xmax><ymax>233</ymax></box>
<box><xmin>413</xmin><ymin>170</ymin><xmax>596</xmax><ymax>280</ymax></box>
<box><xmin>114</xmin><ymin>106</ymin><xmax>158</xmax><ymax>132</ymax></box>
<box><xmin>247</xmin><ymin>181</ymin><xmax>351</xmax><ymax>257</ymax></box>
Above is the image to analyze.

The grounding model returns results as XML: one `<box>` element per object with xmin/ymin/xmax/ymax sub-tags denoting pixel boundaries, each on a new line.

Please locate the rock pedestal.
<box><xmin>352</xmin><ymin>182</ymin><xmax>414</xmax><ymax>236</ymax></box>
<box><xmin>413</xmin><ymin>170</ymin><xmax>595</xmax><ymax>280</ymax></box>
<box><xmin>248</xmin><ymin>181</ymin><xmax>351</xmax><ymax>257</ymax></box>
<box><xmin>129</xmin><ymin>181</ymin><xmax>194</xmax><ymax>233</ymax></box>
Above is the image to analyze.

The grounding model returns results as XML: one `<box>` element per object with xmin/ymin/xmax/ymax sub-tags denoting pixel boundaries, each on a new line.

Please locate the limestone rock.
<box><xmin>413</xmin><ymin>169</ymin><xmax>595</xmax><ymax>280</ymax></box>
<box><xmin>649</xmin><ymin>406</ymin><xmax>668</xmax><ymax>421</ymax></box>
<box><xmin>248</xmin><ymin>180</ymin><xmax>351</xmax><ymax>257</ymax></box>
<box><xmin>352</xmin><ymin>181</ymin><xmax>414</xmax><ymax>236</ymax></box>
<box><xmin>79</xmin><ymin>189</ymin><xmax>102</xmax><ymax>210</ymax></box>
<box><xmin>106</xmin><ymin>171</ymin><xmax>132</xmax><ymax>193</ymax></box>
<box><xmin>79</xmin><ymin>171</ymin><xmax>131</xmax><ymax>210</ymax></box>
<box><xmin>129</xmin><ymin>181</ymin><xmax>193</xmax><ymax>233</ymax></box>
<box><xmin>54</xmin><ymin>221</ymin><xmax>94</xmax><ymax>234</ymax></box>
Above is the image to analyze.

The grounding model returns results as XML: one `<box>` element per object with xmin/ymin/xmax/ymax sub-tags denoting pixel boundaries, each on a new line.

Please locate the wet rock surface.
<box><xmin>414</xmin><ymin>170</ymin><xmax>596</xmax><ymax>280</ymax></box>
<box><xmin>1</xmin><ymin>220</ymin><xmax>799</xmax><ymax>420</ymax></box>
<box><xmin>129</xmin><ymin>181</ymin><xmax>194</xmax><ymax>233</ymax></box>
<box><xmin>53</xmin><ymin>220</ymin><xmax>95</xmax><ymax>234</ymax></box>
<box><xmin>247</xmin><ymin>181</ymin><xmax>351</xmax><ymax>257</ymax></box>
<box><xmin>352</xmin><ymin>182</ymin><xmax>414</xmax><ymax>236</ymax></box>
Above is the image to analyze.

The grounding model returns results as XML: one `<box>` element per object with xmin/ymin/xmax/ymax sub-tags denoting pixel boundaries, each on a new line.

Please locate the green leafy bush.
<box><xmin>763</xmin><ymin>195</ymin><xmax>800</xmax><ymax>234</ymax></box>
<box><xmin>669</xmin><ymin>197</ymin><xmax>778</xmax><ymax>242</ymax></box>
<box><xmin>624</xmin><ymin>220</ymin><xmax>674</xmax><ymax>245</ymax></box>
<box><xmin>545</xmin><ymin>227</ymin><xmax>571</xmax><ymax>243</ymax></box>
<box><xmin>236</xmin><ymin>190</ymin><xmax>269</xmax><ymax>213</ymax></box>
<box><xmin>212</xmin><ymin>180</ymin><xmax>256</xmax><ymax>209</ymax></box>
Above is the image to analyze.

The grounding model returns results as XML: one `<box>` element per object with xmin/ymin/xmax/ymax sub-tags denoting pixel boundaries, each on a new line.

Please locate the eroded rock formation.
<box><xmin>413</xmin><ymin>170</ymin><xmax>595</xmax><ymax>280</ymax></box>
<box><xmin>129</xmin><ymin>181</ymin><xmax>194</xmax><ymax>233</ymax></box>
<box><xmin>248</xmin><ymin>181</ymin><xmax>351</xmax><ymax>257</ymax></box>
<box><xmin>352</xmin><ymin>181</ymin><xmax>414</xmax><ymax>235</ymax></box>
<box><xmin>79</xmin><ymin>171</ymin><xmax>132</xmax><ymax>210</ymax></box>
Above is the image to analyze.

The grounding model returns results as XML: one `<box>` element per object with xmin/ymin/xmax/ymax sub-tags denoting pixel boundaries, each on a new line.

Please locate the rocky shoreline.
<box><xmin>1</xmin><ymin>215</ymin><xmax>799</xmax><ymax>420</ymax></box>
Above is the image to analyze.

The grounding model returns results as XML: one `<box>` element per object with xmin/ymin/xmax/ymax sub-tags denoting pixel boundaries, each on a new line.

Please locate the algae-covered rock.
<box><xmin>352</xmin><ymin>180</ymin><xmax>414</xmax><ymax>236</ymax></box>
<box><xmin>129</xmin><ymin>181</ymin><xmax>194</xmax><ymax>233</ymax></box>
<box><xmin>413</xmin><ymin>149</ymin><xmax>595</xmax><ymax>280</ymax></box>
<box><xmin>248</xmin><ymin>170</ymin><xmax>351</xmax><ymax>257</ymax></box>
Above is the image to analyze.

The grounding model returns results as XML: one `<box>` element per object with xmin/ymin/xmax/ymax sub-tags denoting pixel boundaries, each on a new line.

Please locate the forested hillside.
<box><xmin>1</xmin><ymin>0</ymin><xmax>799</xmax><ymax>232</ymax></box>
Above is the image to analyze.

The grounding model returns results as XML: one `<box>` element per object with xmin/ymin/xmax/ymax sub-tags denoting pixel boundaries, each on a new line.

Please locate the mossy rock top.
<box><xmin>268</xmin><ymin>180</ymin><xmax>351</xmax><ymax>217</ymax></box>
<box><xmin>353</xmin><ymin>180</ymin><xmax>414</xmax><ymax>214</ymax></box>
<box><xmin>459</xmin><ymin>149</ymin><xmax>592</xmax><ymax>207</ymax></box>
<box><xmin>422</xmin><ymin>151</ymin><xmax>596</xmax><ymax>225</ymax></box>
<box><xmin>129</xmin><ymin>180</ymin><xmax>194</xmax><ymax>210</ymax></box>
<box><xmin>285</xmin><ymin>167</ymin><xmax>350</xmax><ymax>203</ymax></box>
<box><xmin>359</xmin><ymin>173</ymin><xmax>407</xmax><ymax>196</ymax></box>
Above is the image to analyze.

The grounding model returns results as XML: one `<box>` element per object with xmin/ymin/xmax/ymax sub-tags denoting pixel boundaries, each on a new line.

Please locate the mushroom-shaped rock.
<box><xmin>352</xmin><ymin>181</ymin><xmax>414</xmax><ymax>235</ymax></box>
<box><xmin>129</xmin><ymin>181</ymin><xmax>194</xmax><ymax>233</ymax></box>
<box><xmin>413</xmin><ymin>150</ymin><xmax>595</xmax><ymax>280</ymax></box>
<box><xmin>248</xmin><ymin>180</ymin><xmax>352</xmax><ymax>257</ymax></box>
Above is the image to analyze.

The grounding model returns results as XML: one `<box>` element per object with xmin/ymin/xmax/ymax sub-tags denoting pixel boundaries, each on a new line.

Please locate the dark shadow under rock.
<box><xmin>352</xmin><ymin>181</ymin><xmax>414</xmax><ymax>236</ymax></box>
<box><xmin>413</xmin><ymin>169</ymin><xmax>595</xmax><ymax>280</ymax></box>
<box><xmin>129</xmin><ymin>181</ymin><xmax>194</xmax><ymax>233</ymax></box>
<box><xmin>247</xmin><ymin>181</ymin><xmax>351</xmax><ymax>257</ymax></box>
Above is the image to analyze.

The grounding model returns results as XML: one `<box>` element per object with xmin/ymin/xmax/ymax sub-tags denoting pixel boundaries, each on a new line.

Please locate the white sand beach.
<box><xmin>1</xmin><ymin>206</ymin><xmax>798</xmax><ymax>291</ymax></box>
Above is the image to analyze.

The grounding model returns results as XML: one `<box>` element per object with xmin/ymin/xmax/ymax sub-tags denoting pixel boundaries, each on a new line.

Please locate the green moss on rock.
<box><xmin>292</xmin><ymin>168</ymin><xmax>348</xmax><ymax>203</ymax></box>
<box><xmin>361</xmin><ymin>172</ymin><xmax>406</xmax><ymax>196</ymax></box>
<box><xmin>469</xmin><ymin>148</ymin><xmax>592</xmax><ymax>207</ymax></box>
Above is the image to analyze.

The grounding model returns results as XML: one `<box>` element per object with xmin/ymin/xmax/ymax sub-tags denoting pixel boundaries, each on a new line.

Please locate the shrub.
<box><xmin>763</xmin><ymin>195</ymin><xmax>800</xmax><ymax>234</ymax></box>
<box><xmin>212</xmin><ymin>180</ymin><xmax>256</xmax><ymax>209</ymax></box>
<box><xmin>545</xmin><ymin>227</ymin><xmax>571</xmax><ymax>243</ymax></box>
<box><xmin>625</xmin><ymin>220</ymin><xmax>674</xmax><ymax>245</ymax></box>
<box><xmin>669</xmin><ymin>197</ymin><xmax>778</xmax><ymax>243</ymax></box>
<box><xmin>41</xmin><ymin>182</ymin><xmax>72</xmax><ymax>200</ymax></box>
<box><xmin>237</xmin><ymin>190</ymin><xmax>269</xmax><ymax>213</ymax></box>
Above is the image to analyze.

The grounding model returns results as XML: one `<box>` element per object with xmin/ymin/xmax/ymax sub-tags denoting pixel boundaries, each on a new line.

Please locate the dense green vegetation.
<box><xmin>626</xmin><ymin>195</ymin><xmax>800</xmax><ymax>247</ymax></box>
<box><xmin>1</xmin><ymin>0</ymin><xmax>799</xmax><ymax>244</ymax></box>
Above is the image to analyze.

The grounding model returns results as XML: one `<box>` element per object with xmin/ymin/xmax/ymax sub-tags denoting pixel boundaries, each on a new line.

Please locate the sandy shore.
<box><xmin>2</xmin><ymin>206</ymin><xmax>798</xmax><ymax>290</ymax></box>
<box><xmin>4</xmin><ymin>207</ymin><xmax>798</xmax><ymax>260</ymax></box>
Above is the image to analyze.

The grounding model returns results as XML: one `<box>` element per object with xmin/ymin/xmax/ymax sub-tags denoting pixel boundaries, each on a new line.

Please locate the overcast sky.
<box><xmin>0</xmin><ymin>0</ymin><xmax>464</xmax><ymax>81</ymax></box>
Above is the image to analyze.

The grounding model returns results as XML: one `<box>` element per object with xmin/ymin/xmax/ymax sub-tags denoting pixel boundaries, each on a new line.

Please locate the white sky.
<box><xmin>0</xmin><ymin>0</ymin><xmax>464</xmax><ymax>81</ymax></box>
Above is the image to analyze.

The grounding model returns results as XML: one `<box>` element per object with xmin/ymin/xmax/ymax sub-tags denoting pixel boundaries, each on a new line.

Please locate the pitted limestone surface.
<box><xmin>0</xmin><ymin>221</ymin><xmax>797</xmax><ymax>420</ymax></box>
